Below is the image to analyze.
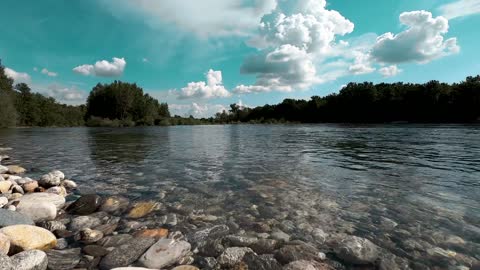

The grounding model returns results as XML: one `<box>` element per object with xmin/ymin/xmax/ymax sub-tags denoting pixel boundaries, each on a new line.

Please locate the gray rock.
<box><xmin>224</xmin><ymin>235</ymin><xmax>259</xmax><ymax>247</ymax></box>
<box><xmin>0</xmin><ymin>165</ymin><xmax>8</xmax><ymax>174</ymax></box>
<box><xmin>138</xmin><ymin>238</ymin><xmax>191</xmax><ymax>269</ymax></box>
<box><xmin>271</xmin><ymin>230</ymin><xmax>290</xmax><ymax>242</ymax></box>
<box><xmin>97</xmin><ymin>234</ymin><xmax>133</xmax><ymax>248</ymax></box>
<box><xmin>77</xmin><ymin>228</ymin><xmax>103</xmax><ymax>244</ymax></box>
<box><xmin>16</xmin><ymin>201</ymin><xmax>57</xmax><ymax>222</ymax></box>
<box><xmin>69</xmin><ymin>216</ymin><xmax>102</xmax><ymax>232</ymax></box>
<box><xmin>54</xmin><ymin>238</ymin><xmax>69</xmax><ymax>250</ymax></box>
<box><xmin>83</xmin><ymin>245</ymin><xmax>109</xmax><ymax>257</ymax></box>
<box><xmin>37</xmin><ymin>221</ymin><xmax>67</xmax><ymax>232</ymax></box>
<box><xmin>99</xmin><ymin>196</ymin><xmax>129</xmax><ymax>214</ymax></box>
<box><xmin>0</xmin><ymin>253</ymin><xmax>13</xmax><ymax>270</ymax></box>
<box><xmin>333</xmin><ymin>235</ymin><xmax>379</xmax><ymax>265</ymax></box>
<box><xmin>99</xmin><ymin>237</ymin><xmax>156</xmax><ymax>270</ymax></box>
<box><xmin>250</xmin><ymin>238</ymin><xmax>279</xmax><ymax>254</ymax></box>
<box><xmin>46</xmin><ymin>248</ymin><xmax>82</xmax><ymax>270</ymax></box>
<box><xmin>15</xmin><ymin>193</ymin><xmax>65</xmax><ymax>210</ymax></box>
<box><xmin>186</xmin><ymin>224</ymin><xmax>230</xmax><ymax>249</ymax></box>
<box><xmin>0</xmin><ymin>197</ymin><xmax>7</xmax><ymax>208</ymax></box>
<box><xmin>243</xmin><ymin>253</ymin><xmax>282</xmax><ymax>270</ymax></box>
<box><xmin>218</xmin><ymin>247</ymin><xmax>253</xmax><ymax>267</ymax></box>
<box><xmin>283</xmin><ymin>260</ymin><xmax>332</xmax><ymax>270</ymax></box>
<box><xmin>66</xmin><ymin>194</ymin><xmax>102</xmax><ymax>215</ymax></box>
<box><xmin>165</xmin><ymin>213</ymin><xmax>178</xmax><ymax>227</ymax></box>
<box><xmin>0</xmin><ymin>209</ymin><xmax>34</xmax><ymax>227</ymax></box>
<box><xmin>275</xmin><ymin>243</ymin><xmax>323</xmax><ymax>264</ymax></box>
<box><xmin>11</xmin><ymin>250</ymin><xmax>48</xmax><ymax>270</ymax></box>
<box><xmin>39</xmin><ymin>171</ymin><xmax>64</xmax><ymax>188</ymax></box>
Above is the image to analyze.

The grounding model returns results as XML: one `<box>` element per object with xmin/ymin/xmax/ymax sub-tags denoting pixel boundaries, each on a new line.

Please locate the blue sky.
<box><xmin>1</xmin><ymin>0</ymin><xmax>479</xmax><ymax>117</ymax></box>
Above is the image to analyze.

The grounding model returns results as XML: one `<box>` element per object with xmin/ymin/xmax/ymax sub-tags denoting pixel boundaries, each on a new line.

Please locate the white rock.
<box><xmin>218</xmin><ymin>247</ymin><xmax>253</xmax><ymax>266</ymax></box>
<box><xmin>0</xmin><ymin>197</ymin><xmax>8</xmax><ymax>208</ymax></box>
<box><xmin>10</xmin><ymin>250</ymin><xmax>48</xmax><ymax>270</ymax></box>
<box><xmin>15</xmin><ymin>193</ymin><xmax>65</xmax><ymax>210</ymax></box>
<box><xmin>138</xmin><ymin>238</ymin><xmax>191</xmax><ymax>269</ymax></box>
<box><xmin>46</xmin><ymin>186</ymin><xmax>67</xmax><ymax>197</ymax></box>
<box><xmin>17</xmin><ymin>201</ymin><xmax>57</xmax><ymax>222</ymax></box>
<box><xmin>7</xmin><ymin>205</ymin><xmax>16</xmax><ymax>211</ymax></box>
<box><xmin>0</xmin><ymin>165</ymin><xmax>8</xmax><ymax>174</ymax></box>
<box><xmin>62</xmin><ymin>180</ymin><xmax>77</xmax><ymax>189</ymax></box>
<box><xmin>15</xmin><ymin>177</ymin><xmax>34</xmax><ymax>185</ymax></box>
<box><xmin>39</xmin><ymin>170</ymin><xmax>64</xmax><ymax>187</ymax></box>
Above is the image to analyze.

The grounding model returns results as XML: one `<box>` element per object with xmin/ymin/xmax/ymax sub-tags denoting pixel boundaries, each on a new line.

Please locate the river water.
<box><xmin>0</xmin><ymin>125</ymin><xmax>479</xmax><ymax>268</ymax></box>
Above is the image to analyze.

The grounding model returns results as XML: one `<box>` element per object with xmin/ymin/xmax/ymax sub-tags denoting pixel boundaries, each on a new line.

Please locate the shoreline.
<box><xmin>0</xmin><ymin>147</ymin><xmax>476</xmax><ymax>270</ymax></box>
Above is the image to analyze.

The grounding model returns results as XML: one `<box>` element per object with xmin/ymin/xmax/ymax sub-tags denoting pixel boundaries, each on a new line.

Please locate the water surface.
<box><xmin>1</xmin><ymin>125</ymin><xmax>479</xmax><ymax>268</ymax></box>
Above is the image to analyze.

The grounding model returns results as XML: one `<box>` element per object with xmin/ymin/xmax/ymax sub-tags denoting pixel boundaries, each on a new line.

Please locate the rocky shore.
<box><xmin>0</xmin><ymin>147</ymin><xmax>478</xmax><ymax>270</ymax></box>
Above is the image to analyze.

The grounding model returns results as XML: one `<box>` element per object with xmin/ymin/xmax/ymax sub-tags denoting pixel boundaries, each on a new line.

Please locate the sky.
<box><xmin>1</xmin><ymin>0</ymin><xmax>479</xmax><ymax>117</ymax></box>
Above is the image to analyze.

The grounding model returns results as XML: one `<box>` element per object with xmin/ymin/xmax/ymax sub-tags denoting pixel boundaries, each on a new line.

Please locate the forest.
<box><xmin>217</xmin><ymin>76</ymin><xmax>480</xmax><ymax>124</ymax></box>
<box><xmin>1</xmin><ymin>59</ymin><xmax>480</xmax><ymax>127</ymax></box>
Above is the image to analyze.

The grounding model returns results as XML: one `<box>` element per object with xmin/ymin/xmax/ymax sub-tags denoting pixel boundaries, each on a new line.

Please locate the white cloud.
<box><xmin>379</xmin><ymin>65</ymin><xmax>402</xmax><ymax>77</ymax></box>
<box><xmin>371</xmin><ymin>11</ymin><xmax>459</xmax><ymax>64</ymax></box>
<box><xmin>44</xmin><ymin>84</ymin><xmax>86</xmax><ymax>104</ymax></box>
<box><xmin>41</xmin><ymin>68</ymin><xmax>58</xmax><ymax>77</ymax></box>
<box><xmin>176</xmin><ymin>69</ymin><xmax>231</xmax><ymax>99</ymax></box>
<box><xmin>4</xmin><ymin>67</ymin><xmax>31</xmax><ymax>84</ymax></box>
<box><xmin>73</xmin><ymin>57</ymin><xmax>126</xmax><ymax>77</ymax></box>
<box><xmin>99</xmin><ymin>0</ymin><xmax>277</xmax><ymax>37</ymax></box>
<box><xmin>438</xmin><ymin>0</ymin><xmax>480</xmax><ymax>20</ymax></box>
<box><xmin>169</xmin><ymin>103</ymin><xmax>227</xmax><ymax>118</ymax></box>
<box><xmin>235</xmin><ymin>0</ymin><xmax>355</xmax><ymax>94</ymax></box>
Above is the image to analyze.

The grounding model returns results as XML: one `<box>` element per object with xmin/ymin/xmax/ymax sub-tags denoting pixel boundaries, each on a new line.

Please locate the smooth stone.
<box><xmin>7</xmin><ymin>205</ymin><xmax>15</xmax><ymax>211</ymax></box>
<box><xmin>0</xmin><ymin>225</ymin><xmax>57</xmax><ymax>253</ymax></box>
<box><xmin>38</xmin><ymin>171</ymin><xmax>64</xmax><ymax>188</ymax></box>
<box><xmin>37</xmin><ymin>221</ymin><xmax>66</xmax><ymax>232</ymax></box>
<box><xmin>97</xmin><ymin>234</ymin><xmax>133</xmax><ymax>248</ymax></box>
<box><xmin>99</xmin><ymin>237</ymin><xmax>156</xmax><ymax>270</ymax></box>
<box><xmin>186</xmin><ymin>224</ymin><xmax>230</xmax><ymax>249</ymax></box>
<box><xmin>283</xmin><ymin>260</ymin><xmax>334</xmax><ymax>270</ymax></box>
<box><xmin>127</xmin><ymin>201</ymin><xmax>158</xmax><ymax>219</ymax></box>
<box><xmin>271</xmin><ymin>230</ymin><xmax>290</xmax><ymax>242</ymax></box>
<box><xmin>243</xmin><ymin>253</ymin><xmax>282</xmax><ymax>270</ymax></box>
<box><xmin>224</xmin><ymin>235</ymin><xmax>259</xmax><ymax>247</ymax></box>
<box><xmin>0</xmin><ymin>181</ymin><xmax>12</xmax><ymax>193</ymax></box>
<box><xmin>7</xmin><ymin>165</ymin><xmax>26</xmax><ymax>175</ymax></box>
<box><xmin>45</xmin><ymin>248</ymin><xmax>81</xmax><ymax>270</ymax></box>
<box><xmin>0</xmin><ymin>197</ymin><xmax>8</xmax><ymax>208</ymax></box>
<box><xmin>16</xmin><ymin>201</ymin><xmax>57</xmax><ymax>222</ymax></box>
<box><xmin>94</xmin><ymin>222</ymin><xmax>118</xmax><ymax>236</ymax></box>
<box><xmin>22</xmin><ymin>181</ymin><xmax>38</xmax><ymax>193</ymax></box>
<box><xmin>12</xmin><ymin>185</ymin><xmax>24</xmax><ymax>194</ymax></box>
<box><xmin>0</xmin><ymin>165</ymin><xmax>8</xmax><ymax>174</ymax></box>
<box><xmin>133</xmin><ymin>228</ymin><xmax>169</xmax><ymax>240</ymax></box>
<box><xmin>83</xmin><ymin>245</ymin><xmax>109</xmax><ymax>257</ymax></box>
<box><xmin>165</xmin><ymin>213</ymin><xmax>178</xmax><ymax>227</ymax></box>
<box><xmin>0</xmin><ymin>232</ymin><xmax>10</xmax><ymax>255</ymax></box>
<box><xmin>218</xmin><ymin>247</ymin><xmax>253</xmax><ymax>267</ymax></box>
<box><xmin>16</xmin><ymin>193</ymin><xmax>65</xmax><ymax>210</ymax></box>
<box><xmin>69</xmin><ymin>216</ymin><xmax>102</xmax><ymax>232</ymax></box>
<box><xmin>138</xmin><ymin>238</ymin><xmax>191</xmax><ymax>269</ymax></box>
<box><xmin>0</xmin><ymin>209</ymin><xmax>34</xmax><ymax>227</ymax></box>
<box><xmin>111</xmin><ymin>268</ymin><xmax>156</xmax><ymax>270</ymax></box>
<box><xmin>78</xmin><ymin>228</ymin><xmax>103</xmax><ymax>244</ymax></box>
<box><xmin>99</xmin><ymin>196</ymin><xmax>129</xmax><ymax>214</ymax></box>
<box><xmin>66</xmin><ymin>194</ymin><xmax>102</xmax><ymax>215</ymax></box>
<box><xmin>46</xmin><ymin>186</ymin><xmax>67</xmax><ymax>197</ymax></box>
<box><xmin>275</xmin><ymin>243</ymin><xmax>323</xmax><ymax>264</ymax></box>
<box><xmin>250</xmin><ymin>239</ymin><xmax>279</xmax><ymax>254</ymax></box>
<box><xmin>10</xmin><ymin>250</ymin><xmax>48</xmax><ymax>270</ymax></box>
<box><xmin>54</xmin><ymin>238</ymin><xmax>69</xmax><ymax>250</ymax></box>
<box><xmin>333</xmin><ymin>235</ymin><xmax>379</xmax><ymax>265</ymax></box>
<box><xmin>0</xmin><ymin>253</ymin><xmax>12</xmax><ymax>269</ymax></box>
<box><xmin>171</xmin><ymin>266</ymin><xmax>200</xmax><ymax>270</ymax></box>
<box><xmin>62</xmin><ymin>180</ymin><xmax>77</xmax><ymax>190</ymax></box>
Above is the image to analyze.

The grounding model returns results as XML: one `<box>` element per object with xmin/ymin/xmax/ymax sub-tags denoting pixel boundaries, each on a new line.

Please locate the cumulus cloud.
<box><xmin>99</xmin><ymin>0</ymin><xmax>277</xmax><ymax>37</ymax></box>
<box><xmin>438</xmin><ymin>0</ymin><xmax>480</xmax><ymax>19</ymax></box>
<box><xmin>371</xmin><ymin>11</ymin><xmax>459</xmax><ymax>64</ymax></box>
<box><xmin>176</xmin><ymin>69</ymin><xmax>231</xmax><ymax>99</ymax></box>
<box><xmin>235</xmin><ymin>0</ymin><xmax>355</xmax><ymax>94</ymax></box>
<box><xmin>169</xmin><ymin>103</ymin><xmax>227</xmax><ymax>118</ymax></box>
<box><xmin>73</xmin><ymin>57</ymin><xmax>126</xmax><ymax>77</ymax></box>
<box><xmin>44</xmin><ymin>84</ymin><xmax>86</xmax><ymax>104</ymax></box>
<box><xmin>4</xmin><ymin>67</ymin><xmax>31</xmax><ymax>84</ymax></box>
<box><xmin>41</xmin><ymin>68</ymin><xmax>58</xmax><ymax>77</ymax></box>
<box><xmin>379</xmin><ymin>65</ymin><xmax>402</xmax><ymax>77</ymax></box>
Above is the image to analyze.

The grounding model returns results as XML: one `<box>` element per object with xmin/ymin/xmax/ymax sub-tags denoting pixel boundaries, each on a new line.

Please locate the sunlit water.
<box><xmin>1</xmin><ymin>125</ymin><xmax>479</xmax><ymax>268</ymax></box>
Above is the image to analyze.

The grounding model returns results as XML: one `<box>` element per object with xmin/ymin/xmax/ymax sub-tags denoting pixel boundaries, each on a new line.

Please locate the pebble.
<box><xmin>46</xmin><ymin>248</ymin><xmax>82</xmax><ymax>270</ymax></box>
<box><xmin>99</xmin><ymin>237</ymin><xmax>156</xmax><ymax>270</ymax></box>
<box><xmin>100</xmin><ymin>196</ymin><xmax>130</xmax><ymax>214</ymax></box>
<box><xmin>67</xmin><ymin>194</ymin><xmax>102</xmax><ymax>215</ymax></box>
<box><xmin>0</xmin><ymin>225</ymin><xmax>57</xmax><ymax>253</ymax></box>
<box><xmin>78</xmin><ymin>228</ymin><xmax>104</xmax><ymax>244</ymax></box>
<box><xmin>0</xmin><ymin>197</ymin><xmax>8</xmax><ymax>208</ymax></box>
<box><xmin>37</xmin><ymin>221</ymin><xmax>67</xmax><ymax>232</ymax></box>
<box><xmin>271</xmin><ymin>229</ymin><xmax>290</xmax><ymax>242</ymax></box>
<box><xmin>333</xmin><ymin>235</ymin><xmax>380</xmax><ymax>265</ymax></box>
<box><xmin>218</xmin><ymin>247</ymin><xmax>253</xmax><ymax>267</ymax></box>
<box><xmin>242</xmin><ymin>252</ymin><xmax>282</xmax><ymax>270</ymax></box>
<box><xmin>0</xmin><ymin>181</ymin><xmax>12</xmax><ymax>193</ymax></box>
<box><xmin>62</xmin><ymin>180</ymin><xmax>77</xmax><ymax>189</ymax></box>
<box><xmin>138</xmin><ymin>238</ymin><xmax>191</xmax><ymax>269</ymax></box>
<box><xmin>10</xmin><ymin>250</ymin><xmax>48</xmax><ymax>270</ymax></box>
<box><xmin>69</xmin><ymin>216</ymin><xmax>102</xmax><ymax>232</ymax></box>
<box><xmin>0</xmin><ymin>165</ymin><xmax>8</xmax><ymax>174</ymax></box>
<box><xmin>38</xmin><ymin>170</ymin><xmax>64</xmax><ymax>187</ymax></box>
<box><xmin>16</xmin><ymin>201</ymin><xmax>57</xmax><ymax>222</ymax></box>
<box><xmin>22</xmin><ymin>181</ymin><xmax>38</xmax><ymax>193</ymax></box>
<box><xmin>15</xmin><ymin>193</ymin><xmax>65</xmax><ymax>210</ymax></box>
<box><xmin>274</xmin><ymin>243</ymin><xmax>323</xmax><ymax>264</ymax></box>
<box><xmin>7</xmin><ymin>165</ymin><xmax>26</xmax><ymax>175</ymax></box>
<box><xmin>127</xmin><ymin>201</ymin><xmax>158</xmax><ymax>219</ymax></box>
<box><xmin>97</xmin><ymin>234</ymin><xmax>133</xmax><ymax>248</ymax></box>
<box><xmin>83</xmin><ymin>245</ymin><xmax>109</xmax><ymax>257</ymax></box>
<box><xmin>0</xmin><ymin>233</ymin><xmax>10</xmax><ymax>255</ymax></box>
<box><xmin>46</xmin><ymin>186</ymin><xmax>67</xmax><ymax>197</ymax></box>
<box><xmin>133</xmin><ymin>228</ymin><xmax>169</xmax><ymax>240</ymax></box>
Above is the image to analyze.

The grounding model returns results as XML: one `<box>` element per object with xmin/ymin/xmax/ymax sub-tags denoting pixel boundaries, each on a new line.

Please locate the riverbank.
<box><xmin>0</xmin><ymin>144</ymin><xmax>478</xmax><ymax>270</ymax></box>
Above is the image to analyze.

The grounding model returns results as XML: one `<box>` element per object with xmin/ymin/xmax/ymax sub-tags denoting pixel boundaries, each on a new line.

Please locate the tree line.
<box><xmin>216</xmin><ymin>76</ymin><xmax>480</xmax><ymax>124</ymax></box>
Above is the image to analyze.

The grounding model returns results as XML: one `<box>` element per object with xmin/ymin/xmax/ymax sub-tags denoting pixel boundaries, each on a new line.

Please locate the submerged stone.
<box><xmin>99</xmin><ymin>237</ymin><xmax>156</xmax><ymax>270</ymax></box>
<box><xmin>138</xmin><ymin>238</ymin><xmax>191</xmax><ymax>269</ymax></box>
<box><xmin>66</xmin><ymin>194</ymin><xmax>102</xmax><ymax>215</ymax></box>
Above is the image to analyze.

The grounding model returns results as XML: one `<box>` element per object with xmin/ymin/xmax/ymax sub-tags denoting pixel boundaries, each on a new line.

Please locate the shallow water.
<box><xmin>1</xmin><ymin>125</ymin><xmax>479</xmax><ymax>268</ymax></box>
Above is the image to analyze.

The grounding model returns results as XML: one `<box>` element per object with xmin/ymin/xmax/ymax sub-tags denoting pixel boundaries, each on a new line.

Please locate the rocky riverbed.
<box><xmin>0</xmin><ymin>147</ymin><xmax>479</xmax><ymax>270</ymax></box>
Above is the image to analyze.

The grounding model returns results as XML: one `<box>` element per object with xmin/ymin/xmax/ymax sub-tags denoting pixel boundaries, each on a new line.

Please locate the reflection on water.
<box><xmin>1</xmin><ymin>124</ymin><xmax>479</xmax><ymax>267</ymax></box>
